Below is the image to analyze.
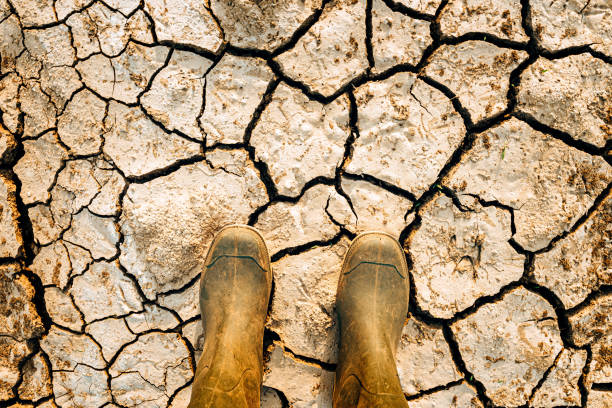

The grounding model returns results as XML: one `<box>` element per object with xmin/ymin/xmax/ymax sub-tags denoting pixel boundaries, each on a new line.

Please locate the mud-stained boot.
<box><xmin>188</xmin><ymin>225</ymin><xmax>272</xmax><ymax>408</ymax></box>
<box><xmin>333</xmin><ymin>232</ymin><xmax>410</xmax><ymax>408</ymax></box>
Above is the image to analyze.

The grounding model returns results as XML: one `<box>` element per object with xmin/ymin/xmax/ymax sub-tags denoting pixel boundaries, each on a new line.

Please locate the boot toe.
<box><xmin>342</xmin><ymin>232</ymin><xmax>407</xmax><ymax>280</ymax></box>
<box><xmin>206</xmin><ymin>225</ymin><xmax>270</xmax><ymax>273</ymax></box>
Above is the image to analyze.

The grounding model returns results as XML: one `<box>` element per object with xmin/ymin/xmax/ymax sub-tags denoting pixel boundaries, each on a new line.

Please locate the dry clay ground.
<box><xmin>0</xmin><ymin>0</ymin><xmax>611</xmax><ymax>407</ymax></box>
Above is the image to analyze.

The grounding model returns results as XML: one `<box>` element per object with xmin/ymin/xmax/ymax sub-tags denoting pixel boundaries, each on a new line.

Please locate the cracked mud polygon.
<box><xmin>0</xmin><ymin>0</ymin><xmax>611</xmax><ymax>407</ymax></box>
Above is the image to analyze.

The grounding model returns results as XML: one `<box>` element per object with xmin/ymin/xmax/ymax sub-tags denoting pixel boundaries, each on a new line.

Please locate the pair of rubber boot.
<box><xmin>188</xmin><ymin>225</ymin><xmax>409</xmax><ymax>408</ymax></box>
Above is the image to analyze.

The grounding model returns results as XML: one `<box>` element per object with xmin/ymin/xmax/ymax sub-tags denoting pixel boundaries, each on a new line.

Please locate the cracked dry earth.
<box><xmin>0</xmin><ymin>0</ymin><xmax>611</xmax><ymax>407</ymax></box>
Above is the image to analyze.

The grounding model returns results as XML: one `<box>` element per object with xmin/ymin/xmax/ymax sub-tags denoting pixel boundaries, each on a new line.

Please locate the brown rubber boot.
<box><xmin>188</xmin><ymin>225</ymin><xmax>272</xmax><ymax>408</ymax></box>
<box><xmin>333</xmin><ymin>232</ymin><xmax>410</xmax><ymax>408</ymax></box>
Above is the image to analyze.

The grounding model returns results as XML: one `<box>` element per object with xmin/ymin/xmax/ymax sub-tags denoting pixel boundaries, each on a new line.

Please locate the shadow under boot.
<box><xmin>333</xmin><ymin>232</ymin><xmax>410</xmax><ymax>408</ymax></box>
<box><xmin>188</xmin><ymin>225</ymin><xmax>272</xmax><ymax>408</ymax></box>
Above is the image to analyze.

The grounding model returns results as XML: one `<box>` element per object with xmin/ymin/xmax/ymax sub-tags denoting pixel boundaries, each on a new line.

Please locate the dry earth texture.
<box><xmin>0</xmin><ymin>0</ymin><xmax>611</xmax><ymax>407</ymax></box>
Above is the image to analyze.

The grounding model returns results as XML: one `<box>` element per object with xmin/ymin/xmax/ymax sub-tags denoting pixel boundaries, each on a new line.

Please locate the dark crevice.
<box><xmin>271</xmin><ymin>232</ymin><xmax>344</xmax><ymax>263</ymax></box>
<box><xmin>579</xmin><ymin>346</ymin><xmax>593</xmax><ymax>406</ymax></box>
<box><xmin>566</xmin><ymin>285</ymin><xmax>612</xmax><ymax>317</ymax></box>
<box><xmin>442</xmin><ymin>324</ymin><xmax>493</xmax><ymax>407</ymax></box>
<box><xmin>592</xmin><ymin>383</ymin><xmax>612</xmax><ymax>391</ymax></box>
<box><xmin>440</xmin><ymin>32</ymin><xmax>528</xmax><ymax>51</ymax></box>
<box><xmin>513</xmin><ymin>111</ymin><xmax>608</xmax><ymax>159</ymax></box>
<box><xmin>271</xmin><ymin>0</ymin><xmax>332</xmax><ymax>58</ymax></box>
<box><xmin>343</xmin><ymin>172</ymin><xmax>416</xmax><ymax>202</ymax></box>
<box><xmin>3</xmin><ymin>0</ymin><xmax>612</xmax><ymax>404</ymax></box>
<box><xmin>365</xmin><ymin>0</ymin><xmax>375</xmax><ymax>69</ymax></box>
<box><xmin>381</xmin><ymin>0</ymin><xmax>436</xmax><ymax>21</ymax></box>
<box><xmin>534</xmin><ymin>183</ymin><xmax>611</xmax><ymax>255</ymax></box>
<box><xmin>404</xmin><ymin>379</ymin><xmax>465</xmax><ymax>401</ymax></box>
<box><xmin>527</xmin><ymin>347</ymin><xmax>564</xmax><ymax>405</ymax></box>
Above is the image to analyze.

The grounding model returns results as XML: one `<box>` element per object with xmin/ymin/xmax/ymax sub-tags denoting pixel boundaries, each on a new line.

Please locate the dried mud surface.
<box><xmin>0</xmin><ymin>0</ymin><xmax>611</xmax><ymax>407</ymax></box>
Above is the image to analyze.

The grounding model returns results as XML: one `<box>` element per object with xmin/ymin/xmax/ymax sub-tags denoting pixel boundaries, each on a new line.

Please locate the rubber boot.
<box><xmin>188</xmin><ymin>225</ymin><xmax>272</xmax><ymax>408</ymax></box>
<box><xmin>333</xmin><ymin>232</ymin><xmax>410</xmax><ymax>408</ymax></box>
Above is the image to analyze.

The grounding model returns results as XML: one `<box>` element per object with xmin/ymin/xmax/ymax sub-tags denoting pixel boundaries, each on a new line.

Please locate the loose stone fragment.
<box><xmin>251</xmin><ymin>84</ymin><xmax>350</xmax><ymax>196</ymax></box>
<box><xmin>200</xmin><ymin>54</ymin><xmax>274</xmax><ymax>145</ymax></box>
<box><xmin>396</xmin><ymin>318</ymin><xmax>462</xmax><ymax>395</ymax></box>
<box><xmin>531</xmin><ymin>348</ymin><xmax>587</xmax><ymax>407</ymax></box>
<box><xmin>269</xmin><ymin>238</ymin><xmax>350</xmax><ymax>363</ymax></box>
<box><xmin>32</xmin><ymin>241</ymin><xmax>87</xmax><ymax>289</ymax></box>
<box><xmin>66</xmin><ymin>11</ymin><xmax>102</xmax><ymax>59</ymax></box>
<box><xmin>52</xmin><ymin>365</ymin><xmax>112</xmax><ymax>408</ymax></box>
<box><xmin>263</xmin><ymin>343</ymin><xmax>334</xmax><ymax>407</ymax></box>
<box><xmin>588</xmin><ymin>332</ymin><xmax>612</xmax><ymax>385</ymax></box>
<box><xmin>347</xmin><ymin>72</ymin><xmax>465</xmax><ymax>196</ymax></box>
<box><xmin>53</xmin><ymin>159</ymin><xmax>102</xmax><ymax>214</ymax></box>
<box><xmin>18</xmin><ymin>352</ymin><xmax>52</xmax><ymax>402</ymax></box>
<box><xmin>19</xmin><ymin>80</ymin><xmax>57</xmax><ymax>138</ymax></box>
<box><xmin>447</xmin><ymin>118</ymin><xmax>611</xmax><ymax>251</ymax></box>
<box><xmin>28</xmin><ymin>205</ymin><xmax>61</xmax><ymax>246</ymax></box>
<box><xmin>41</xmin><ymin>326</ymin><xmax>106</xmax><ymax>370</ymax></box>
<box><xmin>120</xmin><ymin>150</ymin><xmax>267</xmax><ymax>299</ymax></box>
<box><xmin>144</xmin><ymin>0</ymin><xmax>223</xmax><ymax>53</ymax></box>
<box><xmin>44</xmin><ymin>287</ymin><xmax>83</xmax><ymax>331</ymax></box>
<box><xmin>126</xmin><ymin>10</ymin><xmax>154</xmax><ymax>44</ymax></box>
<box><xmin>408</xmin><ymin>381</ymin><xmax>483</xmax><ymax>407</ymax></box>
<box><xmin>86</xmin><ymin>317</ymin><xmax>136</xmax><ymax>361</ymax></box>
<box><xmin>371</xmin><ymin>0</ymin><xmax>432</xmax><ymax>72</ymax></box>
<box><xmin>530</xmin><ymin>0</ymin><xmax>612</xmax><ymax>56</ymax></box>
<box><xmin>0</xmin><ymin>263</ymin><xmax>40</xmax><ymax>399</ymax></box>
<box><xmin>142</xmin><ymin>50</ymin><xmax>212</xmax><ymax>140</ymax></box>
<box><xmin>439</xmin><ymin>0</ymin><xmax>528</xmax><ymax>41</ymax></box>
<box><xmin>125</xmin><ymin>304</ymin><xmax>179</xmax><ymax>333</ymax></box>
<box><xmin>39</xmin><ymin>66</ymin><xmax>82</xmax><ymax>110</ymax></box>
<box><xmin>275</xmin><ymin>0</ymin><xmax>368</xmax><ymax>97</ymax></box>
<box><xmin>0</xmin><ymin>15</ymin><xmax>24</xmax><ymax>74</ymax></box>
<box><xmin>15</xmin><ymin>132</ymin><xmax>67</xmax><ymax>205</ymax></box>
<box><xmin>394</xmin><ymin>0</ymin><xmax>441</xmax><ymax>14</ymax></box>
<box><xmin>89</xmin><ymin>164</ymin><xmax>126</xmax><ymax>217</ymax></box>
<box><xmin>569</xmin><ymin>294</ymin><xmax>612</xmax><ymax>347</ymax></box>
<box><xmin>16</xmin><ymin>49</ymin><xmax>41</xmax><ymax>79</ymax></box>
<box><xmin>110</xmin><ymin>332</ymin><xmax>192</xmax><ymax>406</ymax></box>
<box><xmin>63</xmin><ymin>209</ymin><xmax>119</xmax><ymax>260</ymax></box>
<box><xmin>12</xmin><ymin>0</ymin><xmax>56</xmax><ymax>26</ymax></box>
<box><xmin>255</xmin><ymin>184</ymin><xmax>353</xmax><ymax>254</ymax></box>
<box><xmin>23</xmin><ymin>25</ymin><xmax>75</xmax><ymax>67</ymax></box>
<box><xmin>424</xmin><ymin>41</ymin><xmax>527</xmax><ymax>123</ymax></box>
<box><xmin>70</xmin><ymin>261</ymin><xmax>142</xmax><ymax>323</ymax></box>
<box><xmin>0</xmin><ymin>73</ymin><xmax>21</xmax><ymax>134</ymax></box>
<box><xmin>409</xmin><ymin>193</ymin><xmax>523</xmax><ymax>318</ymax></box>
<box><xmin>77</xmin><ymin>44</ymin><xmax>169</xmax><ymax>104</ymax></box>
<box><xmin>338</xmin><ymin>177</ymin><xmax>413</xmax><ymax>235</ymax></box>
<box><xmin>58</xmin><ymin>89</ymin><xmax>106</xmax><ymax>156</ymax></box>
<box><xmin>0</xmin><ymin>172</ymin><xmax>22</xmax><ymax>258</ymax></box>
<box><xmin>85</xmin><ymin>2</ymin><xmax>129</xmax><ymax>56</ymax></box>
<box><xmin>451</xmin><ymin>287</ymin><xmax>563</xmax><ymax>406</ymax></box>
<box><xmin>0</xmin><ymin>263</ymin><xmax>44</xmax><ymax>341</ymax></box>
<box><xmin>104</xmin><ymin>102</ymin><xmax>202</xmax><ymax>178</ymax></box>
<box><xmin>534</xmin><ymin>196</ymin><xmax>610</xmax><ymax>309</ymax></box>
<box><xmin>158</xmin><ymin>279</ymin><xmax>200</xmax><ymax>321</ymax></box>
<box><xmin>0</xmin><ymin>337</ymin><xmax>31</xmax><ymax>400</ymax></box>
<box><xmin>518</xmin><ymin>54</ymin><xmax>612</xmax><ymax>148</ymax></box>
<box><xmin>211</xmin><ymin>0</ymin><xmax>322</xmax><ymax>52</ymax></box>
